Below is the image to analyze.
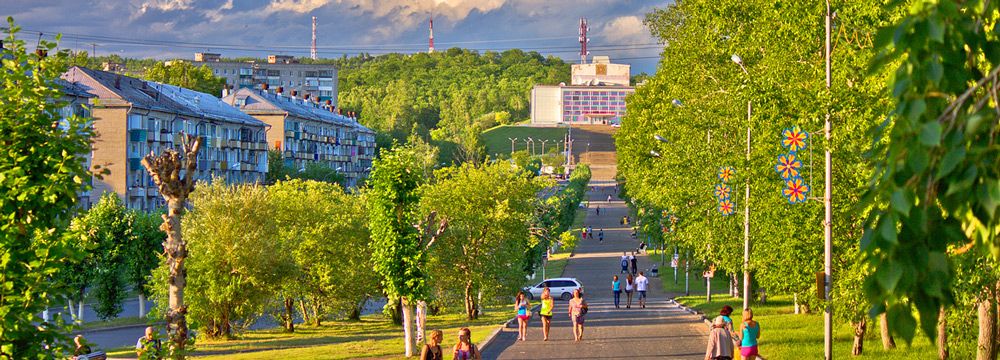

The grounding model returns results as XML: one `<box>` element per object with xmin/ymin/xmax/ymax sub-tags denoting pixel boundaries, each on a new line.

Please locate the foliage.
<box><xmin>337</xmin><ymin>49</ymin><xmax>570</xmax><ymax>147</ymax></box>
<box><xmin>367</xmin><ymin>145</ymin><xmax>429</xmax><ymax>303</ymax></box>
<box><xmin>124</xmin><ymin>210</ymin><xmax>166</xmax><ymax>299</ymax></box>
<box><xmin>265</xmin><ymin>149</ymin><xmax>346</xmax><ymax>185</ymax></box>
<box><xmin>422</xmin><ymin>162</ymin><xmax>546</xmax><ymax>318</ymax></box>
<box><xmin>862</xmin><ymin>0</ymin><xmax>1000</xmax><ymax>343</ymax></box>
<box><xmin>618</xmin><ymin>0</ymin><xmax>899</xmax><ymax>342</ymax></box>
<box><xmin>0</xmin><ymin>18</ymin><xmax>94</xmax><ymax>358</ymax></box>
<box><xmin>510</xmin><ymin>150</ymin><xmax>541</xmax><ymax>176</ymax></box>
<box><xmin>151</xmin><ymin>181</ymin><xmax>293</xmax><ymax>339</ymax></box>
<box><xmin>269</xmin><ymin>179</ymin><xmax>376</xmax><ymax>324</ymax></box>
<box><xmin>65</xmin><ymin>193</ymin><xmax>133</xmax><ymax>321</ymax></box>
<box><xmin>143</xmin><ymin>61</ymin><xmax>226</xmax><ymax>96</ymax></box>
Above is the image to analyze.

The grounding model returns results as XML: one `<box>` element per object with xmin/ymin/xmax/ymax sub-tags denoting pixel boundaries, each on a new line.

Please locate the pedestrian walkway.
<box><xmin>482</xmin><ymin>183</ymin><xmax>707</xmax><ymax>359</ymax></box>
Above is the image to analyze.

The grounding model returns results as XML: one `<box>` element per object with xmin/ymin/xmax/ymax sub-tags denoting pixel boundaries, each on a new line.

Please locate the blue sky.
<box><xmin>4</xmin><ymin>0</ymin><xmax>667</xmax><ymax>74</ymax></box>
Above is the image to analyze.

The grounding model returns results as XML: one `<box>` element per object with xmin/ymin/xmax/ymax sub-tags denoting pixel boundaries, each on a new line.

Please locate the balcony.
<box><xmin>128</xmin><ymin>187</ymin><xmax>146</xmax><ymax>197</ymax></box>
<box><xmin>128</xmin><ymin>129</ymin><xmax>147</xmax><ymax>142</ymax></box>
<box><xmin>128</xmin><ymin>158</ymin><xmax>144</xmax><ymax>171</ymax></box>
<box><xmin>227</xmin><ymin>139</ymin><xmax>240</xmax><ymax>148</ymax></box>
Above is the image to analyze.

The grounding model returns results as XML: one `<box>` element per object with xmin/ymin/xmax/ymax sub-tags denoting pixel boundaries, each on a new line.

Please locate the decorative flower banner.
<box><xmin>714</xmin><ymin>184</ymin><xmax>732</xmax><ymax>200</ymax></box>
<box><xmin>718</xmin><ymin>198</ymin><xmax>736</xmax><ymax>216</ymax></box>
<box><xmin>775</xmin><ymin>153</ymin><xmax>802</xmax><ymax>180</ymax></box>
<box><xmin>781</xmin><ymin>126</ymin><xmax>809</xmax><ymax>153</ymax></box>
<box><xmin>782</xmin><ymin>177</ymin><xmax>810</xmax><ymax>204</ymax></box>
<box><xmin>718</xmin><ymin>166</ymin><xmax>735</xmax><ymax>183</ymax></box>
<box><xmin>777</xmin><ymin>126</ymin><xmax>810</xmax><ymax>203</ymax></box>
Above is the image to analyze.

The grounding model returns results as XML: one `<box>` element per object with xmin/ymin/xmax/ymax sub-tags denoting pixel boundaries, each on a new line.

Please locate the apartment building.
<box><xmin>61</xmin><ymin>66</ymin><xmax>269</xmax><ymax>211</ymax></box>
<box><xmin>55</xmin><ymin>79</ymin><xmax>96</xmax><ymax>209</ymax></box>
<box><xmin>223</xmin><ymin>86</ymin><xmax>375</xmax><ymax>187</ymax></box>
<box><xmin>192</xmin><ymin>53</ymin><xmax>338</xmax><ymax>103</ymax></box>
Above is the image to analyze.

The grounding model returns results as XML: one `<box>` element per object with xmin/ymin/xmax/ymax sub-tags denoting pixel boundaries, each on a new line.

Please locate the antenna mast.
<box><xmin>579</xmin><ymin>17</ymin><xmax>589</xmax><ymax>64</ymax></box>
<box><xmin>429</xmin><ymin>18</ymin><xmax>435</xmax><ymax>53</ymax></box>
<box><xmin>311</xmin><ymin>16</ymin><xmax>318</xmax><ymax>60</ymax></box>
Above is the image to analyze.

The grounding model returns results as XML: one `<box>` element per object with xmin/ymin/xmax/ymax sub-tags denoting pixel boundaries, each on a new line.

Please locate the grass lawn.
<box><xmin>481</xmin><ymin>125</ymin><xmax>568</xmax><ymax>157</ymax></box>
<box><xmin>673</xmin><ymin>293</ymin><xmax>941</xmax><ymax>359</ymax></box>
<box><xmin>108</xmin><ymin>310</ymin><xmax>509</xmax><ymax>360</ymax></box>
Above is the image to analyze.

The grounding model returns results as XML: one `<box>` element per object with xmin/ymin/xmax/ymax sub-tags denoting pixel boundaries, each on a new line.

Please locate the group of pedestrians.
<box><xmin>581</xmin><ymin>226</ymin><xmax>605</xmax><ymax>243</ymax></box>
<box><xmin>610</xmin><ymin>271</ymin><xmax>649</xmax><ymax>309</ymax></box>
<box><xmin>704</xmin><ymin>305</ymin><xmax>762</xmax><ymax>360</ymax></box>
<box><xmin>508</xmin><ymin>288</ymin><xmax>589</xmax><ymax>343</ymax></box>
<box><xmin>620</xmin><ymin>251</ymin><xmax>639</xmax><ymax>274</ymax></box>
<box><xmin>420</xmin><ymin>327</ymin><xmax>483</xmax><ymax>360</ymax></box>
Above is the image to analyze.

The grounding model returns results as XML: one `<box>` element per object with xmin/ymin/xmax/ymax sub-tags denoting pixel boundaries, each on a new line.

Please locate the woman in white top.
<box><xmin>624</xmin><ymin>273</ymin><xmax>635</xmax><ymax>309</ymax></box>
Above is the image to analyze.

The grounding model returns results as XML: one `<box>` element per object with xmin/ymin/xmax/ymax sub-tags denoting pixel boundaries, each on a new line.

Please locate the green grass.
<box><xmin>674</xmin><ymin>294</ymin><xmax>941</xmax><ymax>359</ymax></box>
<box><xmin>658</xmin><ymin>265</ymin><xmax>733</xmax><ymax>297</ymax></box>
<box><xmin>481</xmin><ymin>125</ymin><xmax>568</xmax><ymax>158</ymax></box>
<box><xmin>109</xmin><ymin>310</ymin><xmax>509</xmax><ymax>360</ymax></box>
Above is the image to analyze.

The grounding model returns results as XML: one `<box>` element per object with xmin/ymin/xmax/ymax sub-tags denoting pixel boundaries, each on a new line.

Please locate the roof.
<box><xmin>225</xmin><ymin>88</ymin><xmax>374</xmax><ymax>134</ymax></box>
<box><xmin>154</xmin><ymin>83</ymin><xmax>265</xmax><ymax>127</ymax></box>
<box><xmin>61</xmin><ymin>66</ymin><xmax>265</xmax><ymax>128</ymax></box>
<box><xmin>54</xmin><ymin>79</ymin><xmax>94</xmax><ymax>99</ymax></box>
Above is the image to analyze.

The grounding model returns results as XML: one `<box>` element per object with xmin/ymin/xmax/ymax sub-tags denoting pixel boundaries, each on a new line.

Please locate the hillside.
<box><xmin>481</xmin><ymin>125</ymin><xmax>568</xmax><ymax>157</ymax></box>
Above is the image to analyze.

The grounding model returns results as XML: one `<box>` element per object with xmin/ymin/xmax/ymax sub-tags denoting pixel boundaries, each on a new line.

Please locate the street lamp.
<box><xmin>732</xmin><ymin>53</ymin><xmax>752</xmax><ymax>310</ymax></box>
<box><xmin>508</xmin><ymin>137</ymin><xmax>518</xmax><ymax>154</ymax></box>
<box><xmin>649</xmin><ymin>150</ymin><xmax>661</xmax><ymax>158</ymax></box>
<box><xmin>526</xmin><ymin>137</ymin><xmax>535</xmax><ymax>156</ymax></box>
<box><xmin>654</xmin><ymin>134</ymin><xmax>668</xmax><ymax>144</ymax></box>
<box><xmin>540</xmin><ymin>139</ymin><xmax>550</xmax><ymax>154</ymax></box>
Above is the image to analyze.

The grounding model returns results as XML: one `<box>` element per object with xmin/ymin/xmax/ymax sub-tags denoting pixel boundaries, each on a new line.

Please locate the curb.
<box><xmin>478</xmin><ymin>305</ymin><xmax>540</xmax><ymax>352</ymax></box>
<box><xmin>667</xmin><ymin>297</ymin><xmax>712</xmax><ymax>328</ymax></box>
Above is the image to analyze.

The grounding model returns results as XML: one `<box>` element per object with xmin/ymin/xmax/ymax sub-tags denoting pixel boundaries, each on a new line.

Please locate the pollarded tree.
<box><xmin>0</xmin><ymin>18</ymin><xmax>94</xmax><ymax>358</ymax></box>
<box><xmin>422</xmin><ymin>162</ymin><xmax>547</xmax><ymax>319</ymax></box>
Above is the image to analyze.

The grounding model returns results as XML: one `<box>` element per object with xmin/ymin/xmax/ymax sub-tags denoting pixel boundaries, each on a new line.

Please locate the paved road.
<box><xmin>482</xmin><ymin>182</ymin><xmax>708</xmax><ymax>359</ymax></box>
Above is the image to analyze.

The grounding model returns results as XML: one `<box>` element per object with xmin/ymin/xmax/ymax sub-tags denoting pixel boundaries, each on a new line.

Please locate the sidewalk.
<box><xmin>481</xmin><ymin>184</ymin><xmax>708</xmax><ymax>359</ymax></box>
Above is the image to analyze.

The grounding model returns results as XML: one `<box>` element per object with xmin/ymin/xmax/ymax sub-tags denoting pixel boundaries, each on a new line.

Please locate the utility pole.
<box><xmin>743</xmin><ymin>99</ymin><xmax>751</xmax><ymax>311</ymax></box>
<box><xmin>823</xmin><ymin>1</ymin><xmax>834</xmax><ymax>358</ymax></box>
<box><xmin>311</xmin><ymin>16</ymin><xmax>318</xmax><ymax>60</ymax></box>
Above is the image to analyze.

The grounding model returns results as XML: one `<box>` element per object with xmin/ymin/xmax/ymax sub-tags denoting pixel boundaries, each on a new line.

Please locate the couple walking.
<box><xmin>514</xmin><ymin>288</ymin><xmax>589</xmax><ymax>342</ymax></box>
<box><xmin>611</xmin><ymin>272</ymin><xmax>648</xmax><ymax>309</ymax></box>
<box><xmin>620</xmin><ymin>252</ymin><xmax>638</xmax><ymax>274</ymax></box>
<box><xmin>705</xmin><ymin>305</ymin><xmax>762</xmax><ymax>360</ymax></box>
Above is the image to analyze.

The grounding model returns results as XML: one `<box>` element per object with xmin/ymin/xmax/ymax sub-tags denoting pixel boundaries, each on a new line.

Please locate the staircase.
<box><xmin>570</xmin><ymin>125</ymin><xmax>617</xmax><ymax>182</ymax></box>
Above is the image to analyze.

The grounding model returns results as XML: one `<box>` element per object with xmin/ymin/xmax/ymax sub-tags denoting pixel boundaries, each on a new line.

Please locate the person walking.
<box><xmin>539</xmin><ymin>287</ymin><xmax>554</xmax><ymax>341</ymax></box>
<box><xmin>625</xmin><ymin>274</ymin><xmax>635</xmax><ymax>309</ymax></box>
<box><xmin>705</xmin><ymin>316</ymin><xmax>735</xmax><ymax>360</ymax></box>
<box><xmin>739</xmin><ymin>308</ymin><xmax>761</xmax><ymax>360</ymax></box>
<box><xmin>620</xmin><ymin>252</ymin><xmax>629</xmax><ymax>274</ymax></box>
<box><xmin>598</xmin><ymin>229</ymin><xmax>604</xmax><ymax>243</ymax></box>
<box><xmin>514</xmin><ymin>291</ymin><xmax>531</xmax><ymax>341</ymax></box>
<box><xmin>587</xmin><ymin>226</ymin><xmax>593</xmax><ymax>239</ymax></box>
<box><xmin>596</xmin><ymin>205</ymin><xmax>600</xmax><ymax>216</ymax></box>
<box><xmin>607</xmin><ymin>194</ymin><xmax>612</xmax><ymax>202</ymax></box>
<box><xmin>420</xmin><ymin>329</ymin><xmax>444</xmax><ymax>360</ymax></box>
<box><xmin>453</xmin><ymin>328</ymin><xmax>481</xmax><ymax>360</ymax></box>
<box><xmin>612</xmin><ymin>275</ymin><xmax>622</xmax><ymax>309</ymax></box>
<box><xmin>635</xmin><ymin>271</ymin><xmax>649</xmax><ymax>309</ymax></box>
<box><xmin>568</xmin><ymin>289</ymin><xmax>588</xmax><ymax>342</ymax></box>
<box><xmin>630</xmin><ymin>252</ymin><xmax>638</xmax><ymax>275</ymax></box>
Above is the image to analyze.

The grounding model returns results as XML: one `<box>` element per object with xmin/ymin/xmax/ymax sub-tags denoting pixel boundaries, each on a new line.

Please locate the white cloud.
<box><xmin>138</xmin><ymin>0</ymin><xmax>196</xmax><ymax>13</ymax></box>
<box><xmin>601</xmin><ymin>15</ymin><xmax>648</xmax><ymax>44</ymax></box>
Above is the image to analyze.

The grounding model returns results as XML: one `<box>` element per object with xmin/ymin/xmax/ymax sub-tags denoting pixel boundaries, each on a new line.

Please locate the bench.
<box><xmin>74</xmin><ymin>351</ymin><xmax>107</xmax><ymax>360</ymax></box>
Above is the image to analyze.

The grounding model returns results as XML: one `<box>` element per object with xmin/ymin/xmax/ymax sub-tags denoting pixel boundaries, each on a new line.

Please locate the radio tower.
<box><xmin>578</xmin><ymin>17</ymin><xmax>589</xmax><ymax>64</ymax></box>
<box><xmin>428</xmin><ymin>18</ymin><xmax>435</xmax><ymax>53</ymax></box>
<box><xmin>311</xmin><ymin>16</ymin><xmax>318</xmax><ymax>60</ymax></box>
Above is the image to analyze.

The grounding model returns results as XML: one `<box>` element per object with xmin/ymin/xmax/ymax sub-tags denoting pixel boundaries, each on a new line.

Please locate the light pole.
<box><xmin>526</xmin><ymin>137</ymin><xmax>535</xmax><ymax>156</ymax></box>
<box><xmin>732</xmin><ymin>53</ymin><xmax>751</xmax><ymax>310</ymax></box>
<box><xmin>508</xmin><ymin>137</ymin><xmax>518</xmax><ymax>154</ymax></box>
<box><xmin>823</xmin><ymin>2</ymin><xmax>834</xmax><ymax>358</ymax></box>
<box><xmin>540</xmin><ymin>139</ymin><xmax>550</xmax><ymax>154</ymax></box>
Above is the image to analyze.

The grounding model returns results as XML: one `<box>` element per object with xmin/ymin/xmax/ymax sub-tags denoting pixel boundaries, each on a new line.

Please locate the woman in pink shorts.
<box><xmin>739</xmin><ymin>308</ymin><xmax>761</xmax><ymax>359</ymax></box>
<box><xmin>515</xmin><ymin>291</ymin><xmax>531</xmax><ymax>341</ymax></box>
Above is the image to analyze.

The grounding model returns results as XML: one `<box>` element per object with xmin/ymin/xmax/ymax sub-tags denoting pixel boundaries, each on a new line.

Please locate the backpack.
<box><xmin>621</xmin><ymin>258</ymin><xmax>628</xmax><ymax>267</ymax></box>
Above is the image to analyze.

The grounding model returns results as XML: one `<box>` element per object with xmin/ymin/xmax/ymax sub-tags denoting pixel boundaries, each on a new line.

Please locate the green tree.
<box><xmin>863</xmin><ymin>0</ymin><xmax>1000</xmax><ymax>354</ymax></box>
<box><xmin>422</xmin><ymin>162</ymin><xmax>547</xmax><ymax>319</ymax></box>
<box><xmin>127</xmin><ymin>210</ymin><xmax>166</xmax><ymax>319</ymax></box>
<box><xmin>67</xmin><ymin>193</ymin><xmax>132</xmax><ymax>321</ymax></box>
<box><xmin>144</xmin><ymin>62</ymin><xmax>226</xmax><ymax>96</ymax></box>
<box><xmin>269</xmin><ymin>179</ymin><xmax>375</xmax><ymax>330</ymax></box>
<box><xmin>150</xmin><ymin>181</ymin><xmax>293</xmax><ymax>339</ymax></box>
<box><xmin>0</xmin><ymin>18</ymin><xmax>94</xmax><ymax>358</ymax></box>
<box><xmin>367</xmin><ymin>145</ymin><xmax>437</xmax><ymax>356</ymax></box>
<box><xmin>266</xmin><ymin>149</ymin><xmax>346</xmax><ymax>185</ymax></box>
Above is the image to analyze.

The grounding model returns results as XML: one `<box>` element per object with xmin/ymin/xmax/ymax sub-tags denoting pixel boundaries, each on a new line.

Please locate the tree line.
<box><xmin>617</xmin><ymin>0</ymin><xmax>1000</xmax><ymax>358</ymax></box>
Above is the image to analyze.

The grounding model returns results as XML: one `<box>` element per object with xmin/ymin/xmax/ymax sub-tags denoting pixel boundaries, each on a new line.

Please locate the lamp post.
<box><xmin>526</xmin><ymin>137</ymin><xmax>535</xmax><ymax>156</ymax></box>
<box><xmin>508</xmin><ymin>137</ymin><xmax>518</xmax><ymax>154</ymax></box>
<box><xmin>540</xmin><ymin>139</ymin><xmax>550</xmax><ymax>154</ymax></box>
<box><xmin>732</xmin><ymin>53</ymin><xmax>751</xmax><ymax>310</ymax></box>
<box><xmin>823</xmin><ymin>2</ymin><xmax>834</xmax><ymax>358</ymax></box>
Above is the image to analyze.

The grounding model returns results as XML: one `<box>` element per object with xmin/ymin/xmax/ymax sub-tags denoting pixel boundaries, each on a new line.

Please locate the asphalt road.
<box><xmin>481</xmin><ymin>183</ymin><xmax>709</xmax><ymax>359</ymax></box>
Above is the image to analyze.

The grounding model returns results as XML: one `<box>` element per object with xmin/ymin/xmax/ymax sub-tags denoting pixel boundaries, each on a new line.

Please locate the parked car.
<box><xmin>523</xmin><ymin>277</ymin><xmax>583</xmax><ymax>301</ymax></box>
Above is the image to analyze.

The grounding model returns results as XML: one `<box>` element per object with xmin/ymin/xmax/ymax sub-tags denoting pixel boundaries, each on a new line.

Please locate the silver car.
<box><xmin>523</xmin><ymin>277</ymin><xmax>583</xmax><ymax>301</ymax></box>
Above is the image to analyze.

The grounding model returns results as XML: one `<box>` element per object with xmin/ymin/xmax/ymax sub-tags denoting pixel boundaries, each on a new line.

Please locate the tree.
<box><xmin>862</xmin><ymin>1</ymin><xmax>1000</xmax><ymax>354</ymax></box>
<box><xmin>422</xmin><ymin>162</ymin><xmax>546</xmax><ymax>319</ymax></box>
<box><xmin>151</xmin><ymin>181</ymin><xmax>292</xmax><ymax>339</ymax></box>
<box><xmin>143</xmin><ymin>62</ymin><xmax>226</xmax><ymax>96</ymax></box>
<box><xmin>269</xmin><ymin>179</ymin><xmax>375</xmax><ymax>330</ymax></box>
<box><xmin>266</xmin><ymin>149</ymin><xmax>346</xmax><ymax>185</ymax></box>
<box><xmin>142</xmin><ymin>134</ymin><xmax>203</xmax><ymax>358</ymax></box>
<box><xmin>127</xmin><ymin>210</ymin><xmax>166</xmax><ymax>319</ymax></box>
<box><xmin>67</xmin><ymin>193</ymin><xmax>132</xmax><ymax>321</ymax></box>
<box><xmin>367</xmin><ymin>145</ymin><xmax>445</xmax><ymax>356</ymax></box>
<box><xmin>0</xmin><ymin>18</ymin><xmax>94</xmax><ymax>358</ymax></box>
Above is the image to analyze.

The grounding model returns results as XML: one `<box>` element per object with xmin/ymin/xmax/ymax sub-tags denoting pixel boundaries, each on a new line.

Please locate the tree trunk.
<box><xmin>283</xmin><ymin>297</ymin><xmax>295</xmax><ymax>332</ymax></box>
<box><xmin>978</xmin><ymin>285</ymin><xmax>997</xmax><ymax>360</ymax></box>
<box><xmin>164</xmin><ymin>199</ymin><xmax>190</xmax><ymax>356</ymax></box>
<box><xmin>939</xmin><ymin>306</ymin><xmax>948</xmax><ymax>360</ymax></box>
<box><xmin>852</xmin><ymin>317</ymin><xmax>867</xmax><ymax>356</ymax></box>
<box><xmin>139</xmin><ymin>293</ymin><xmax>147</xmax><ymax>319</ymax></box>
<box><xmin>880</xmin><ymin>311</ymin><xmax>896</xmax><ymax>350</ymax></box>
<box><xmin>299</xmin><ymin>299</ymin><xmax>310</xmax><ymax>326</ymax></box>
<box><xmin>464</xmin><ymin>281</ymin><xmax>478</xmax><ymax>320</ymax></box>
<box><xmin>794</xmin><ymin>293</ymin><xmax>800</xmax><ymax>315</ymax></box>
<box><xmin>732</xmin><ymin>275</ymin><xmax>740</xmax><ymax>298</ymax></box>
<box><xmin>78</xmin><ymin>299</ymin><xmax>84</xmax><ymax>324</ymax></box>
<box><xmin>68</xmin><ymin>299</ymin><xmax>76</xmax><ymax>321</ymax></box>
<box><xmin>402</xmin><ymin>298</ymin><xmax>416</xmax><ymax>357</ymax></box>
<box><xmin>759</xmin><ymin>288</ymin><xmax>767</xmax><ymax>304</ymax></box>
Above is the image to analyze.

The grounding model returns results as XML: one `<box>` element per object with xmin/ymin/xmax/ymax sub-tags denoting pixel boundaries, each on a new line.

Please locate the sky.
<box><xmin>3</xmin><ymin>0</ymin><xmax>667</xmax><ymax>74</ymax></box>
